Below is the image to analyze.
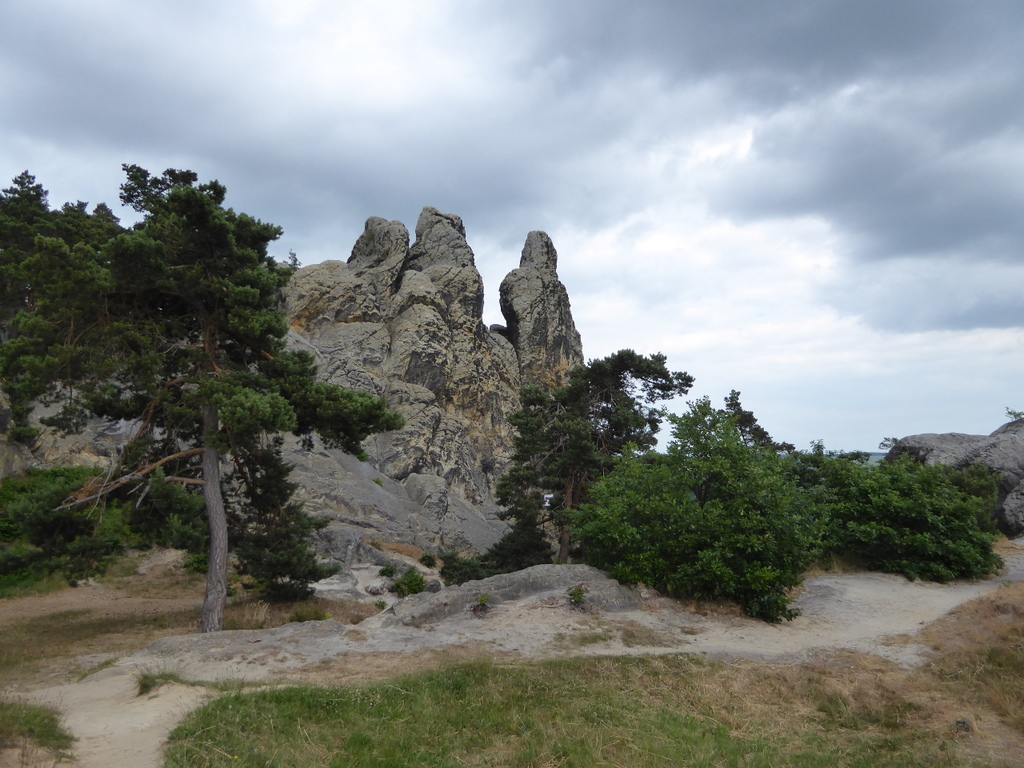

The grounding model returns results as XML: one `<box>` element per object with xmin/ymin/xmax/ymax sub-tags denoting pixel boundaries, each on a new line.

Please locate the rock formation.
<box><xmin>283</xmin><ymin>207</ymin><xmax>583</xmax><ymax>554</ymax></box>
<box><xmin>887</xmin><ymin>419</ymin><xmax>1024</xmax><ymax>537</ymax></box>
<box><xmin>0</xmin><ymin>207</ymin><xmax>584</xmax><ymax>560</ymax></box>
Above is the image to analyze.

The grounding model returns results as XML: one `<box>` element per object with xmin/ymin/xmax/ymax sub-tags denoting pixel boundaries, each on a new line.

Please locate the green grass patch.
<box><xmin>165</xmin><ymin>656</ymin><xmax>980</xmax><ymax>768</ymax></box>
<box><xmin>0</xmin><ymin>699</ymin><xmax>74</xmax><ymax>755</ymax></box>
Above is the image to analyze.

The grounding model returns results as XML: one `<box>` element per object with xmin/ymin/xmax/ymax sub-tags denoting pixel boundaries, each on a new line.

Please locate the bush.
<box><xmin>0</xmin><ymin>466</ymin><xmax>127</xmax><ymax>584</ymax></box>
<box><xmin>439</xmin><ymin>552</ymin><xmax>493</xmax><ymax>586</ymax></box>
<box><xmin>810</xmin><ymin>453</ymin><xmax>1001</xmax><ymax>581</ymax></box>
<box><xmin>578</xmin><ymin>398</ymin><xmax>823</xmax><ymax>622</ymax></box>
<box><xmin>392</xmin><ymin>567</ymin><xmax>426</xmax><ymax>597</ymax></box>
<box><xmin>418</xmin><ymin>553</ymin><xmax>437</xmax><ymax>568</ymax></box>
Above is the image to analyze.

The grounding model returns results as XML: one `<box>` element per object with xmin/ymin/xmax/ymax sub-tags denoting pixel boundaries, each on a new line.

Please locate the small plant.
<box><xmin>136</xmin><ymin>669</ymin><xmax>188</xmax><ymax>696</ymax></box>
<box><xmin>372</xmin><ymin>478</ymin><xmax>384</xmax><ymax>487</ymax></box>
<box><xmin>419</xmin><ymin>553</ymin><xmax>437</xmax><ymax>568</ymax></box>
<box><xmin>378</xmin><ymin>564</ymin><xmax>397</xmax><ymax>578</ymax></box>
<box><xmin>471</xmin><ymin>592</ymin><xmax>491</xmax><ymax>616</ymax></box>
<box><xmin>567</xmin><ymin>583</ymin><xmax>589</xmax><ymax>609</ymax></box>
<box><xmin>374</xmin><ymin>599</ymin><xmax>388</xmax><ymax>610</ymax></box>
<box><xmin>392</xmin><ymin>568</ymin><xmax>426</xmax><ymax>597</ymax></box>
<box><xmin>245</xmin><ymin>600</ymin><xmax>270</xmax><ymax>629</ymax></box>
<box><xmin>368</xmin><ymin>539</ymin><xmax>384</xmax><ymax>551</ymax></box>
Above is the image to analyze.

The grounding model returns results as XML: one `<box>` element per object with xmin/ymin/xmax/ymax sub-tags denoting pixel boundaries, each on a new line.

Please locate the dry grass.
<box><xmin>922</xmin><ymin>580</ymin><xmax>1024</xmax><ymax>741</ymax></box>
<box><xmin>222</xmin><ymin>596</ymin><xmax>379</xmax><ymax>631</ymax></box>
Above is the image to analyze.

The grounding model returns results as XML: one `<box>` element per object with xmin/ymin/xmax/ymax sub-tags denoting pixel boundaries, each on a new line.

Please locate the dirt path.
<box><xmin>6</xmin><ymin>541</ymin><xmax>1024</xmax><ymax>767</ymax></box>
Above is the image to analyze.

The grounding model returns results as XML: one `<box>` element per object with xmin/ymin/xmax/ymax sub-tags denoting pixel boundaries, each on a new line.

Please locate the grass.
<box><xmin>0</xmin><ymin>700</ymin><xmax>74</xmax><ymax>762</ymax></box>
<box><xmin>0</xmin><ymin>608</ymin><xmax>201</xmax><ymax>683</ymax></box>
<box><xmin>0</xmin><ymin>569</ymin><xmax>70</xmax><ymax>600</ymax></box>
<box><xmin>164</xmin><ymin>653</ymin><xmax>1007</xmax><ymax>768</ymax></box>
<box><xmin>923</xmin><ymin>581</ymin><xmax>1024</xmax><ymax>735</ymax></box>
<box><xmin>222</xmin><ymin>596</ymin><xmax>378</xmax><ymax>630</ymax></box>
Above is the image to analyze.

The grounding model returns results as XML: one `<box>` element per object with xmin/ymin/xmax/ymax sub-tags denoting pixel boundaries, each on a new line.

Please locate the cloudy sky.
<box><xmin>3</xmin><ymin>1</ymin><xmax>1022</xmax><ymax>451</ymax></box>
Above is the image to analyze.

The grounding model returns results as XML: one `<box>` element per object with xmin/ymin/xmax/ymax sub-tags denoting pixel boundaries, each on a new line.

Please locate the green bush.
<box><xmin>0</xmin><ymin>466</ymin><xmax>127</xmax><ymax>584</ymax></box>
<box><xmin>132</xmin><ymin>470</ymin><xmax>208</xmax><ymax>554</ymax></box>
<box><xmin>802</xmin><ymin>452</ymin><xmax>1001</xmax><ymax>581</ymax></box>
<box><xmin>439</xmin><ymin>552</ymin><xmax>493</xmax><ymax>586</ymax></box>
<box><xmin>392</xmin><ymin>567</ymin><xmax>426</xmax><ymax>597</ymax></box>
<box><xmin>418</xmin><ymin>553</ymin><xmax>437</xmax><ymax>568</ymax></box>
<box><xmin>578</xmin><ymin>399</ymin><xmax>823</xmax><ymax>622</ymax></box>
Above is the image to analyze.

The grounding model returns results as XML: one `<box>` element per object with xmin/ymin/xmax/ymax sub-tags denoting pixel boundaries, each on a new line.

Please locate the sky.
<box><xmin>2</xmin><ymin>0</ymin><xmax>1022</xmax><ymax>452</ymax></box>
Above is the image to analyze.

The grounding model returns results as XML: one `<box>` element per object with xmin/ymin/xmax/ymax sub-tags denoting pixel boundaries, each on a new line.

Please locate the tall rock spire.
<box><xmin>499</xmin><ymin>230</ymin><xmax>583</xmax><ymax>388</ymax></box>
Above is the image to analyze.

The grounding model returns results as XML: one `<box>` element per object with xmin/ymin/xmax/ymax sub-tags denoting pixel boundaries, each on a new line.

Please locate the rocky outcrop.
<box><xmin>887</xmin><ymin>420</ymin><xmax>1024</xmax><ymax>537</ymax></box>
<box><xmin>498</xmin><ymin>231</ymin><xmax>583</xmax><ymax>389</ymax></box>
<box><xmin>283</xmin><ymin>207</ymin><xmax>583</xmax><ymax>553</ymax></box>
<box><xmin>379</xmin><ymin>564</ymin><xmax>642</xmax><ymax>627</ymax></box>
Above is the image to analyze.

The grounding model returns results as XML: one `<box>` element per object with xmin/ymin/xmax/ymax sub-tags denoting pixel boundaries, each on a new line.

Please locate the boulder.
<box><xmin>887</xmin><ymin>420</ymin><xmax>1024</xmax><ymax>537</ymax></box>
<box><xmin>379</xmin><ymin>564</ymin><xmax>642</xmax><ymax>627</ymax></box>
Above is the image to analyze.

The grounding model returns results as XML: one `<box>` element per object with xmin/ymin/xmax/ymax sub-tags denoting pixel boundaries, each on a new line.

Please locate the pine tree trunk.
<box><xmin>557</xmin><ymin>526</ymin><xmax>572</xmax><ymax>563</ymax></box>
<box><xmin>200</xmin><ymin>403</ymin><xmax>229</xmax><ymax>633</ymax></box>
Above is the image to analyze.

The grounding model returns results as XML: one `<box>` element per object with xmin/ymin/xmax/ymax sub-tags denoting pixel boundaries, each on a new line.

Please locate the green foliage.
<box><xmin>0</xmin><ymin>168</ymin><xmax>403</xmax><ymax>629</ymax></box>
<box><xmin>378</xmin><ymin>564</ymin><xmax>397</xmax><ymax>578</ymax></box>
<box><xmin>131</xmin><ymin>470</ymin><xmax>208</xmax><ymax>554</ymax></box>
<box><xmin>227</xmin><ymin>440</ymin><xmax>339</xmax><ymax>601</ymax></box>
<box><xmin>567</xmin><ymin>583</ymin><xmax>589</xmax><ymax>608</ymax></box>
<box><xmin>496</xmin><ymin>349</ymin><xmax>693</xmax><ymax>566</ymax></box>
<box><xmin>392</xmin><ymin>567</ymin><xmax>427</xmax><ymax>597</ymax></box>
<box><xmin>722</xmin><ymin>389</ymin><xmax>794</xmax><ymax>452</ymax></box>
<box><xmin>579</xmin><ymin>398</ymin><xmax>821</xmax><ymax>622</ymax></box>
<box><xmin>789</xmin><ymin>449</ymin><xmax>1002</xmax><ymax>582</ymax></box>
<box><xmin>438</xmin><ymin>552</ymin><xmax>491</xmax><ymax>585</ymax></box>
<box><xmin>0</xmin><ymin>467</ymin><xmax>131</xmax><ymax>586</ymax></box>
<box><xmin>418</xmin><ymin>552</ymin><xmax>436</xmax><ymax>568</ymax></box>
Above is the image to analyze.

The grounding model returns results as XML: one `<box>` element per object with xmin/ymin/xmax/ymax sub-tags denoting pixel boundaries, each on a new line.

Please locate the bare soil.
<box><xmin>4</xmin><ymin>540</ymin><xmax>1024</xmax><ymax>768</ymax></box>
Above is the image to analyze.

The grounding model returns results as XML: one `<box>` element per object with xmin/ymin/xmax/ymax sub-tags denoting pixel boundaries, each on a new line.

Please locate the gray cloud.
<box><xmin>2</xmin><ymin>1</ymin><xmax>1022</xmax><ymax>447</ymax></box>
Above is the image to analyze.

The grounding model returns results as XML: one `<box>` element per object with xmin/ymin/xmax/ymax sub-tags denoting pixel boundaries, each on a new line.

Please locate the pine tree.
<box><xmin>0</xmin><ymin>167</ymin><xmax>403</xmax><ymax>629</ymax></box>
<box><xmin>496</xmin><ymin>349</ymin><xmax>693</xmax><ymax>563</ymax></box>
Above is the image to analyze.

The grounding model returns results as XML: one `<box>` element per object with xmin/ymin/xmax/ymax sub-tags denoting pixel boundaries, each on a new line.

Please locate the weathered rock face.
<box><xmin>887</xmin><ymin>420</ymin><xmax>1024</xmax><ymax>537</ymax></box>
<box><xmin>498</xmin><ymin>231</ymin><xmax>583</xmax><ymax>389</ymax></box>
<box><xmin>283</xmin><ymin>207</ymin><xmax>583</xmax><ymax>553</ymax></box>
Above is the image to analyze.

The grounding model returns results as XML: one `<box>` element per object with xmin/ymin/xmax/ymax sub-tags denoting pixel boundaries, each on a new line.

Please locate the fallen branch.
<box><xmin>59</xmin><ymin>447</ymin><xmax>205</xmax><ymax>509</ymax></box>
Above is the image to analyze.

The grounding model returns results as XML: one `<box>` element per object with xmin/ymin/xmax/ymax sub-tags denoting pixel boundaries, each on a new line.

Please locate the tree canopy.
<box><xmin>495</xmin><ymin>349</ymin><xmax>694</xmax><ymax>564</ymax></box>
<box><xmin>0</xmin><ymin>167</ymin><xmax>403</xmax><ymax>629</ymax></box>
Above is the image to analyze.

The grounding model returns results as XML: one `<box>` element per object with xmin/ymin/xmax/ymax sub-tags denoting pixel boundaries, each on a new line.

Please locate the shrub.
<box><xmin>418</xmin><ymin>553</ymin><xmax>437</xmax><ymax>568</ymax></box>
<box><xmin>439</xmin><ymin>552</ymin><xmax>492</xmax><ymax>586</ymax></box>
<box><xmin>822</xmin><ymin>454</ymin><xmax>1000</xmax><ymax>581</ymax></box>
<box><xmin>0</xmin><ymin>466</ymin><xmax>127</xmax><ymax>584</ymax></box>
<box><xmin>578</xmin><ymin>398</ymin><xmax>823</xmax><ymax>622</ymax></box>
<box><xmin>392</xmin><ymin>567</ymin><xmax>426</xmax><ymax>597</ymax></box>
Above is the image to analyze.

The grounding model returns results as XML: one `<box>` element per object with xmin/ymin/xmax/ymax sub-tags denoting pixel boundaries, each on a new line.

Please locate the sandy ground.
<box><xmin>5</xmin><ymin>540</ymin><xmax>1024</xmax><ymax>767</ymax></box>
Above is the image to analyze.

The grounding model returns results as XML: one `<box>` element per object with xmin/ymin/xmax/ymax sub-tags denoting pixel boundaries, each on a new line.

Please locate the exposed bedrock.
<box><xmin>283</xmin><ymin>207</ymin><xmax>583</xmax><ymax>553</ymax></box>
<box><xmin>887</xmin><ymin>419</ymin><xmax>1024</xmax><ymax>537</ymax></box>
